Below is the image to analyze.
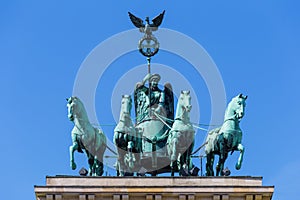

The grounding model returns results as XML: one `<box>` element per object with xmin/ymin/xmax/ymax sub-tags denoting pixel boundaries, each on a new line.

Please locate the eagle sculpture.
<box><xmin>128</xmin><ymin>10</ymin><xmax>165</xmax><ymax>37</ymax></box>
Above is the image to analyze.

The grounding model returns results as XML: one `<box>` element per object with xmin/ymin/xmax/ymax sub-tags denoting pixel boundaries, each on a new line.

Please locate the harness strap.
<box><xmin>105</xmin><ymin>143</ymin><xmax>118</xmax><ymax>155</ymax></box>
<box><xmin>152</xmin><ymin>111</ymin><xmax>172</xmax><ymax>130</ymax></box>
<box><xmin>191</xmin><ymin>141</ymin><xmax>208</xmax><ymax>155</ymax></box>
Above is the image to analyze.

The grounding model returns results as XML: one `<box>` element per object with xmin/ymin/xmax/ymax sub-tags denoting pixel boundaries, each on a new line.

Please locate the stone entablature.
<box><xmin>34</xmin><ymin>176</ymin><xmax>274</xmax><ymax>200</ymax></box>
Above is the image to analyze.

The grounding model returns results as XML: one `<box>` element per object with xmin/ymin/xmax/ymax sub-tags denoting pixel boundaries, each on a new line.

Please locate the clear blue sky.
<box><xmin>1</xmin><ymin>1</ymin><xmax>299</xmax><ymax>199</ymax></box>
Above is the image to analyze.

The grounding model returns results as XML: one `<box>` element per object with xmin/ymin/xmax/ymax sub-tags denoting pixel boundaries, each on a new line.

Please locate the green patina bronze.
<box><xmin>205</xmin><ymin>94</ymin><xmax>247</xmax><ymax>176</ymax></box>
<box><xmin>134</xmin><ymin>73</ymin><xmax>175</xmax><ymax>175</ymax></box>
<box><xmin>128</xmin><ymin>10</ymin><xmax>165</xmax><ymax>58</ymax></box>
<box><xmin>65</xmin><ymin>12</ymin><xmax>250</xmax><ymax>177</ymax></box>
<box><xmin>67</xmin><ymin>97</ymin><xmax>107</xmax><ymax>176</ymax></box>
<box><xmin>113</xmin><ymin>95</ymin><xmax>142</xmax><ymax>176</ymax></box>
<box><xmin>167</xmin><ymin>90</ymin><xmax>195</xmax><ymax>176</ymax></box>
<box><xmin>112</xmin><ymin>82</ymin><xmax>197</xmax><ymax>176</ymax></box>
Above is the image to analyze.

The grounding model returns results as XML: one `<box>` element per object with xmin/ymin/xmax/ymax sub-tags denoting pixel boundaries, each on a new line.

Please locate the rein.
<box><xmin>153</xmin><ymin>110</ymin><xmax>210</xmax><ymax>132</ymax></box>
<box><xmin>223</xmin><ymin>113</ymin><xmax>241</xmax><ymax>123</ymax></box>
<box><xmin>152</xmin><ymin>111</ymin><xmax>172</xmax><ymax>130</ymax></box>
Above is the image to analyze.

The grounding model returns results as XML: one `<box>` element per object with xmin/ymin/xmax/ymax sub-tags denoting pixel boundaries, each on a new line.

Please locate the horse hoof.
<box><xmin>235</xmin><ymin>164</ymin><xmax>241</xmax><ymax>170</ymax></box>
<box><xmin>71</xmin><ymin>163</ymin><xmax>77</xmax><ymax>170</ymax></box>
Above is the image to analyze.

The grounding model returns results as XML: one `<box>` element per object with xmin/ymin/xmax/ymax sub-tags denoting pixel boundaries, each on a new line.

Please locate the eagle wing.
<box><xmin>128</xmin><ymin>12</ymin><xmax>145</xmax><ymax>28</ymax></box>
<box><xmin>150</xmin><ymin>10</ymin><xmax>165</xmax><ymax>31</ymax></box>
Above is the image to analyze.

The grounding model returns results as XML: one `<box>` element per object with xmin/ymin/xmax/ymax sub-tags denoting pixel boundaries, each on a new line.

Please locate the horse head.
<box><xmin>120</xmin><ymin>95</ymin><xmax>133</xmax><ymax>122</ymax></box>
<box><xmin>121</xmin><ymin>95</ymin><xmax>132</xmax><ymax>114</ymax></box>
<box><xmin>66</xmin><ymin>97</ymin><xmax>75</xmax><ymax>121</ymax></box>
<box><xmin>179</xmin><ymin>90</ymin><xmax>192</xmax><ymax>112</ymax></box>
<box><xmin>66</xmin><ymin>96</ymin><xmax>85</xmax><ymax>122</ymax></box>
<box><xmin>226</xmin><ymin>93</ymin><xmax>247</xmax><ymax>121</ymax></box>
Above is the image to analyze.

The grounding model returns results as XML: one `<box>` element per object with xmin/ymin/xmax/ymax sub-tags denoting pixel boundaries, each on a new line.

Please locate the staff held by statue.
<box><xmin>128</xmin><ymin>10</ymin><xmax>165</xmax><ymax>117</ymax></box>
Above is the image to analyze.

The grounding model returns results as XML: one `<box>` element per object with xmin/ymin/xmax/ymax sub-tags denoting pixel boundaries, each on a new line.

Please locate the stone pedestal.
<box><xmin>34</xmin><ymin>176</ymin><xmax>274</xmax><ymax>200</ymax></box>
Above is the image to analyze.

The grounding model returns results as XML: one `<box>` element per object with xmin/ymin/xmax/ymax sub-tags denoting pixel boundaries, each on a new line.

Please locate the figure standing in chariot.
<box><xmin>134</xmin><ymin>73</ymin><xmax>174</xmax><ymax>172</ymax></box>
<box><xmin>134</xmin><ymin>73</ymin><xmax>174</xmax><ymax>126</ymax></box>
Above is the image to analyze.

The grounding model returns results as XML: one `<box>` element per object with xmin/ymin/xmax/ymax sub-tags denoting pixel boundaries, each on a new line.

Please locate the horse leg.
<box><xmin>236</xmin><ymin>144</ymin><xmax>245</xmax><ymax>170</ymax></box>
<box><xmin>216</xmin><ymin>157</ymin><xmax>222</xmax><ymax>176</ymax></box>
<box><xmin>86</xmin><ymin>151</ymin><xmax>94</xmax><ymax>176</ymax></box>
<box><xmin>95</xmin><ymin>144</ymin><xmax>106</xmax><ymax>176</ymax></box>
<box><xmin>69</xmin><ymin>135</ymin><xmax>78</xmax><ymax>170</ymax></box>
<box><xmin>118</xmin><ymin>150</ymin><xmax>126</xmax><ymax>176</ymax></box>
<box><xmin>170</xmin><ymin>160</ymin><xmax>177</xmax><ymax>176</ymax></box>
<box><xmin>170</xmin><ymin>145</ymin><xmax>177</xmax><ymax>176</ymax></box>
<box><xmin>181</xmin><ymin>147</ymin><xmax>191</xmax><ymax>176</ymax></box>
<box><xmin>186</xmin><ymin>153</ymin><xmax>192</xmax><ymax>176</ymax></box>
<box><xmin>170</xmin><ymin>151</ymin><xmax>175</xmax><ymax>176</ymax></box>
<box><xmin>206</xmin><ymin>152</ymin><xmax>214</xmax><ymax>176</ymax></box>
<box><xmin>97</xmin><ymin>160</ymin><xmax>104</xmax><ymax>176</ymax></box>
<box><xmin>216</xmin><ymin>152</ymin><xmax>228</xmax><ymax>176</ymax></box>
<box><xmin>186</xmin><ymin>141</ymin><xmax>194</xmax><ymax>173</ymax></box>
<box><xmin>178</xmin><ymin>153</ymin><xmax>183</xmax><ymax>176</ymax></box>
<box><xmin>216</xmin><ymin>135</ymin><xmax>226</xmax><ymax>176</ymax></box>
<box><xmin>94</xmin><ymin>155</ymin><xmax>104</xmax><ymax>176</ymax></box>
<box><xmin>170</xmin><ymin>138</ymin><xmax>178</xmax><ymax>176</ymax></box>
<box><xmin>93</xmin><ymin>130</ymin><xmax>106</xmax><ymax>176</ymax></box>
<box><xmin>180</xmin><ymin>152</ymin><xmax>190</xmax><ymax>176</ymax></box>
<box><xmin>116</xmin><ymin>162</ymin><xmax>120</xmax><ymax>176</ymax></box>
<box><xmin>90</xmin><ymin>155</ymin><xmax>97</xmax><ymax>176</ymax></box>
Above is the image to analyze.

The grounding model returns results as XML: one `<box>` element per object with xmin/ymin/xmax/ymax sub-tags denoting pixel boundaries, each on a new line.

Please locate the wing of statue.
<box><xmin>134</xmin><ymin>83</ymin><xmax>141</xmax><ymax>122</ymax></box>
<box><xmin>128</xmin><ymin>12</ymin><xmax>145</xmax><ymax>30</ymax></box>
<box><xmin>150</xmin><ymin>10</ymin><xmax>165</xmax><ymax>31</ymax></box>
<box><xmin>164</xmin><ymin>82</ymin><xmax>174</xmax><ymax>126</ymax></box>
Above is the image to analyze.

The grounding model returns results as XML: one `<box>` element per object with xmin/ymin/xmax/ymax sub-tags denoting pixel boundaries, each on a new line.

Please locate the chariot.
<box><xmin>113</xmin><ymin>71</ymin><xmax>195</xmax><ymax>176</ymax></box>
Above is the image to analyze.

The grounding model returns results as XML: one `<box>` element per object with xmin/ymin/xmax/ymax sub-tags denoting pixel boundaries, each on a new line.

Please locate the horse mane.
<box><xmin>223</xmin><ymin>96</ymin><xmax>239</xmax><ymax>121</ymax></box>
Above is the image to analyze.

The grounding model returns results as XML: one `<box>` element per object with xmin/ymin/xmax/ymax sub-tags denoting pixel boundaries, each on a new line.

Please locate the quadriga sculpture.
<box><xmin>167</xmin><ymin>90</ymin><xmax>195</xmax><ymax>176</ymax></box>
<box><xmin>67</xmin><ymin>96</ymin><xmax>107</xmax><ymax>176</ymax></box>
<box><xmin>205</xmin><ymin>94</ymin><xmax>247</xmax><ymax>176</ymax></box>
